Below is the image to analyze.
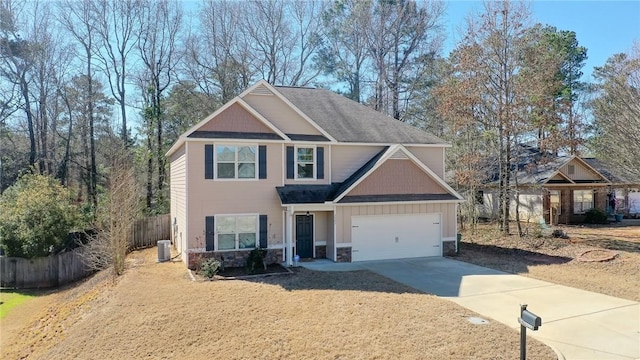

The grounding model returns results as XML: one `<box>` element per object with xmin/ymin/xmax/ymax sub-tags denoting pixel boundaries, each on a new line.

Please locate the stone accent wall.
<box><xmin>315</xmin><ymin>245</ymin><xmax>327</xmax><ymax>259</ymax></box>
<box><xmin>188</xmin><ymin>249</ymin><xmax>283</xmax><ymax>270</ymax></box>
<box><xmin>442</xmin><ymin>240</ymin><xmax>456</xmax><ymax>256</ymax></box>
<box><xmin>336</xmin><ymin>247</ymin><xmax>351</xmax><ymax>262</ymax></box>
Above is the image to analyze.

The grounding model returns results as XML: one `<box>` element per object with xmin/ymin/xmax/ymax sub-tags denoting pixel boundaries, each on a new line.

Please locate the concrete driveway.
<box><xmin>301</xmin><ymin>258</ymin><xmax>640</xmax><ymax>360</ymax></box>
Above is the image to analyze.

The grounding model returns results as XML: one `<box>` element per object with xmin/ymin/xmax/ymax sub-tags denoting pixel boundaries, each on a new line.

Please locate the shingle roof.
<box><xmin>583</xmin><ymin>158</ymin><xmax>640</xmax><ymax>184</ymax></box>
<box><xmin>274</xmin><ymin>86</ymin><xmax>447</xmax><ymax>144</ymax></box>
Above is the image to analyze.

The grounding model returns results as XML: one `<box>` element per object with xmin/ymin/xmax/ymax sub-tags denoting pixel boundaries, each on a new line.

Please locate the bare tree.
<box><xmin>184</xmin><ymin>0</ymin><xmax>253</xmax><ymax>104</ymax></box>
<box><xmin>370</xmin><ymin>0</ymin><xmax>445</xmax><ymax>120</ymax></box>
<box><xmin>591</xmin><ymin>43</ymin><xmax>640</xmax><ymax>179</ymax></box>
<box><xmin>83</xmin><ymin>147</ymin><xmax>140</xmax><ymax>276</ymax></box>
<box><xmin>243</xmin><ymin>0</ymin><xmax>324</xmax><ymax>86</ymax></box>
<box><xmin>318</xmin><ymin>0</ymin><xmax>371</xmax><ymax>102</ymax></box>
<box><xmin>0</xmin><ymin>0</ymin><xmax>37</xmax><ymax>166</ymax></box>
<box><xmin>137</xmin><ymin>0</ymin><xmax>182</xmax><ymax>213</ymax></box>
<box><xmin>56</xmin><ymin>0</ymin><xmax>100</xmax><ymax>210</ymax></box>
<box><xmin>94</xmin><ymin>0</ymin><xmax>142</xmax><ymax>144</ymax></box>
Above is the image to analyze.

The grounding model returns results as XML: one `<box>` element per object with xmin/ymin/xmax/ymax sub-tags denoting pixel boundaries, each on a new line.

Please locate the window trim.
<box><xmin>573</xmin><ymin>189</ymin><xmax>594</xmax><ymax>214</ymax></box>
<box><xmin>214</xmin><ymin>143</ymin><xmax>258</xmax><ymax>181</ymax></box>
<box><xmin>214</xmin><ymin>214</ymin><xmax>259</xmax><ymax>251</ymax></box>
<box><xmin>295</xmin><ymin>145</ymin><xmax>316</xmax><ymax>180</ymax></box>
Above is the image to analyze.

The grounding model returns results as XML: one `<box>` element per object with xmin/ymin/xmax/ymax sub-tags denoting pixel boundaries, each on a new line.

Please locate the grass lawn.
<box><xmin>1</xmin><ymin>247</ymin><xmax>556</xmax><ymax>360</ymax></box>
<box><xmin>0</xmin><ymin>291</ymin><xmax>35</xmax><ymax>319</ymax></box>
<box><xmin>454</xmin><ymin>222</ymin><xmax>640</xmax><ymax>301</ymax></box>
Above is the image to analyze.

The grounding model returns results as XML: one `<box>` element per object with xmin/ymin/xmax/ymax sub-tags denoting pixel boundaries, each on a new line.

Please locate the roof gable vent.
<box><xmin>250</xmin><ymin>84</ymin><xmax>273</xmax><ymax>96</ymax></box>
<box><xmin>389</xmin><ymin>150</ymin><xmax>409</xmax><ymax>160</ymax></box>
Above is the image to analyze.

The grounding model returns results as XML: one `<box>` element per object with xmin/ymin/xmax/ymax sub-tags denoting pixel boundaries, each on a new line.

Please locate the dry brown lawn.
<box><xmin>2</xmin><ymin>247</ymin><xmax>555</xmax><ymax>360</ymax></box>
<box><xmin>455</xmin><ymin>222</ymin><xmax>640</xmax><ymax>301</ymax></box>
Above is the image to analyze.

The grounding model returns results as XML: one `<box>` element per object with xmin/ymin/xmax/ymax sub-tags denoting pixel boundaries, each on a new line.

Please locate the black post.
<box><xmin>520</xmin><ymin>304</ymin><xmax>527</xmax><ymax>360</ymax></box>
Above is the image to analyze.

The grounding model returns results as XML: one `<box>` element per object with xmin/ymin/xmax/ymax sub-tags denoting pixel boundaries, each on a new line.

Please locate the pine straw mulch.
<box><xmin>452</xmin><ymin>222</ymin><xmax>640</xmax><ymax>302</ymax></box>
<box><xmin>2</xmin><ymin>247</ymin><xmax>555</xmax><ymax>360</ymax></box>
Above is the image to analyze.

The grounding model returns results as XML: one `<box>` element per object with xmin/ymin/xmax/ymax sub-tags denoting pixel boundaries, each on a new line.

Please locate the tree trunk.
<box><xmin>20</xmin><ymin>75</ymin><xmax>37</xmax><ymax>167</ymax></box>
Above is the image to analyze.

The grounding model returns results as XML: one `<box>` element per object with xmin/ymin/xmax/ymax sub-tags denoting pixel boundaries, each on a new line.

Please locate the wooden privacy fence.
<box><xmin>129</xmin><ymin>213</ymin><xmax>171</xmax><ymax>250</ymax></box>
<box><xmin>1</xmin><ymin>214</ymin><xmax>171</xmax><ymax>289</ymax></box>
<box><xmin>0</xmin><ymin>247</ymin><xmax>92</xmax><ymax>289</ymax></box>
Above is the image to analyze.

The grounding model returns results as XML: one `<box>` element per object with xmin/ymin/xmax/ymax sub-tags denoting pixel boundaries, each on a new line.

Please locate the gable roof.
<box><xmin>483</xmin><ymin>146</ymin><xmax>616</xmax><ymax>186</ymax></box>
<box><xmin>583</xmin><ymin>158</ymin><xmax>640</xmax><ymax>185</ymax></box>
<box><xmin>276</xmin><ymin>145</ymin><xmax>463</xmax><ymax>205</ymax></box>
<box><xmin>274</xmin><ymin>86</ymin><xmax>447</xmax><ymax>145</ymax></box>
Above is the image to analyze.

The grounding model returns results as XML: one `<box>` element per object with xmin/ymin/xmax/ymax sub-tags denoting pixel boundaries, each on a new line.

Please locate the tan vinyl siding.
<box><xmin>326</xmin><ymin>212</ymin><xmax>335</xmax><ymax>260</ymax></box>
<box><xmin>347</xmin><ymin>159</ymin><xmax>447</xmax><ymax>196</ymax></box>
<box><xmin>560</xmin><ymin>160</ymin><xmax>603</xmax><ymax>181</ymax></box>
<box><xmin>406</xmin><ymin>146</ymin><xmax>445</xmax><ymax>178</ymax></box>
<box><xmin>331</xmin><ymin>145</ymin><xmax>385</xmax><ymax>182</ymax></box>
<box><xmin>243</xmin><ymin>93</ymin><xmax>322</xmax><ymax>135</ymax></box>
<box><xmin>170</xmin><ymin>144</ymin><xmax>188</xmax><ymax>260</ymax></box>
<box><xmin>313</xmin><ymin>211</ymin><xmax>328</xmax><ymax>243</ymax></box>
<box><xmin>198</xmin><ymin>102</ymin><xmax>275</xmax><ymax>134</ymax></box>
<box><xmin>335</xmin><ymin>203</ymin><xmax>457</xmax><ymax>244</ymax></box>
<box><xmin>186</xmin><ymin>142</ymin><xmax>284</xmax><ymax>251</ymax></box>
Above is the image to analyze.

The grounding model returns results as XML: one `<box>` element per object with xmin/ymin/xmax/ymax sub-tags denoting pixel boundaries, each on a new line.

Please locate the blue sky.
<box><xmin>444</xmin><ymin>0</ymin><xmax>640</xmax><ymax>81</ymax></box>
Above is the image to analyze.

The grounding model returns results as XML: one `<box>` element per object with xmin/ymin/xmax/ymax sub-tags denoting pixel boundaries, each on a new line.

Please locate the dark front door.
<box><xmin>296</xmin><ymin>214</ymin><xmax>314</xmax><ymax>258</ymax></box>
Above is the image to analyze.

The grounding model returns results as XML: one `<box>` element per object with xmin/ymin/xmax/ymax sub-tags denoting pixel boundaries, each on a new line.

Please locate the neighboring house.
<box><xmin>166</xmin><ymin>80</ymin><xmax>463</xmax><ymax>269</ymax></box>
<box><xmin>477</xmin><ymin>146</ymin><xmax>640</xmax><ymax>225</ymax></box>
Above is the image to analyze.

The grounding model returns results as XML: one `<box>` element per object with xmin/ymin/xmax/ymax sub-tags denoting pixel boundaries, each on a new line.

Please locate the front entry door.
<box><xmin>295</xmin><ymin>214</ymin><xmax>314</xmax><ymax>258</ymax></box>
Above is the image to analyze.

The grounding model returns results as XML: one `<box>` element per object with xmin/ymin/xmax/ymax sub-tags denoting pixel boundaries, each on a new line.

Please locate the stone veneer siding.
<box><xmin>315</xmin><ymin>245</ymin><xmax>327</xmax><ymax>259</ymax></box>
<box><xmin>188</xmin><ymin>249</ymin><xmax>283</xmax><ymax>270</ymax></box>
<box><xmin>336</xmin><ymin>247</ymin><xmax>352</xmax><ymax>262</ymax></box>
<box><xmin>442</xmin><ymin>240</ymin><xmax>456</xmax><ymax>256</ymax></box>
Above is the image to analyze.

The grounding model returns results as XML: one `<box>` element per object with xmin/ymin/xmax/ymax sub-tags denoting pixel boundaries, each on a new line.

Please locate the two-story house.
<box><xmin>167</xmin><ymin>80</ymin><xmax>463</xmax><ymax>269</ymax></box>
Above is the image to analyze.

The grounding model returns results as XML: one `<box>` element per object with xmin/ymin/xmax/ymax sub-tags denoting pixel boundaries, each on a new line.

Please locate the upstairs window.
<box><xmin>296</xmin><ymin>146</ymin><xmax>315</xmax><ymax>179</ymax></box>
<box><xmin>216</xmin><ymin>145</ymin><xmax>256</xmax><ymax>179</ymax></box>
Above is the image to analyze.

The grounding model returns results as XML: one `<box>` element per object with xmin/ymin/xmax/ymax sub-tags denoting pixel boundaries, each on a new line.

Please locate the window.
<box><xmin>216</xmin><ymin>145</ymin><xmax>256</xmax><ymax>179</ymax></box>
<box><xmin>296</xmin><ymin>146</ymin><xmax>315</xmax><ymax>179</ymax></box>
<box><xmin>573</xmin><ymin>190</ymin><xmax>593</xmax><ymax>214</ymax></box>
<box><xmin>216</xmin><ymin>215</ymin><xmax>257</xmax><ymax>250</ymax></box>
<box><xmin>475</xmin><ymin>190</ymin><xmax>484</xmax><ymax>205</ymax></box>
<box><xmin>549</xmin><ymin>190</ymin><xmax>561</xmax><ymax>215</ymax></box>
<box><xmin>567</xmin><ymin>164</ymin><xmax>575</xmax><ymax>175</ymax></box>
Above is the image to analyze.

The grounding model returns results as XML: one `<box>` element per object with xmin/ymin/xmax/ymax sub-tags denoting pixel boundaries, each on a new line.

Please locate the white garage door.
<box><xmin>351</xmin><ymin>213</ymin><xmax>441</xmax><ymax>262</ymax></box>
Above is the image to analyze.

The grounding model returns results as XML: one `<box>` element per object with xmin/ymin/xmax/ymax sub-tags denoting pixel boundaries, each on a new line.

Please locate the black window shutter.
<box><xmin>205</xmin><ymin>216</ymin><xmax>215</xmax><ymax>251</ymax></box>
<box><xmin>316</xmin><ymin>147</ymin><xmax>324</xmax><ymax>179</ymax></box>
<box><xmin>259</xmin><ymin>145</ymin><xmax>267</xmax><ymax>179</ymax></box>
<box><xmin>259</xmin><ymin>215</ymin><xmax>268</xmax><ymax>248</ymax></box>
<box><xmin>286</xmin><ymin>146</ymin><xmax>294</xmax><ymax>179</ymax></box>
<box><xmin>205</xmin><ymin>144</ymin><xmax>214</xmax><ymax>179</ymax></box>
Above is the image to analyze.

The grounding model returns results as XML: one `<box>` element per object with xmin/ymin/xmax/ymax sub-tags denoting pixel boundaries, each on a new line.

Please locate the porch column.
<box><xmin>285</xmin><ymin>206</ymin><xmax>294</xmax><ymax>266</ymax></box>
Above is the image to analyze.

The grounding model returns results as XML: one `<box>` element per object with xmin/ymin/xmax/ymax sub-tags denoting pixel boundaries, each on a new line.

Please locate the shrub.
<box><xmin>0</xmin><ymin>173</ymin><xmax>78</xmax><ymax>258</ymax></box>
<box><xmin>584</xmin><ymin>208</ymin><xmax>608</xmax><ymax>224</ymax></box>
<box><xmin>246</xmin><ymin>248</ymin><xmax>267</xmax><ymax>275</ymax></box>
<box><xmin>200</xmin><ymin>258</ymin><xmax>222</xmax><ymax>279</ymax></box>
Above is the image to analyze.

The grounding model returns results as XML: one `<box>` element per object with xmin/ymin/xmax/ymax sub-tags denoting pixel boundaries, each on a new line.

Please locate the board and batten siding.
<box><xmin>561</xmin><ymin>160</ymin><xmax>602</xmax><ymax>181</ymax></box>
<box><xmin>347</xmin><ymin>159</ymin><xmax>448</xmax><ymax>196</ymax></box>
<box><xmin>406</xmin><ymin>146</ymin><xmax>445</xmax><ymax>178</ymax></box>
<box><xmin>330</xmin><ymin>145</ymin><xmax>385</xmax><ymax>182</ymax></box>
<box><xmin>326</xmin><ymin>212</ymin><xmax>335</xmax><ymax>259</ymax></box>
<box><xmin>186</xmin><ymin>142</ymin><xmax>284</xmax><ymax>251</ymax></box>
<box><xmin>335</xmin><ymin>203</ymin><xmax>457</xmax><ymax>244</ymax></box>
<box><xmin>198</xmin><ymin>102</ymin><xmax>276</xmax><ymax>134</ymax></box>
<box><xmin>170</xmin><ymin>144</ymin><xmax>188</xmax><ymax>260</ymax></box>
<box><xmin>243</xmin><ymin>93</ymin><xmax>322</xmax><ymax>136</ymax></box>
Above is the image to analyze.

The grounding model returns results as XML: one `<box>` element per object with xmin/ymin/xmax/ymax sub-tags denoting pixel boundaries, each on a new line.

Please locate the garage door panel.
<box><xmin>351</xmin><ymin>213</ymin><xmax>441</xmax><ymax>262</ymax></box>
